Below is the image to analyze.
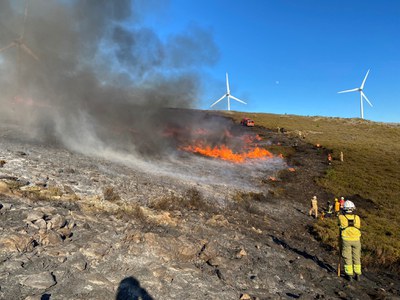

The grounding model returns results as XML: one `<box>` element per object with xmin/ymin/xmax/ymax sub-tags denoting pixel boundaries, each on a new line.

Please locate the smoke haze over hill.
<box><xmin>0</xmin><ymin>0</ymin><xmax>219</xmax><ymax>156</ymax></box>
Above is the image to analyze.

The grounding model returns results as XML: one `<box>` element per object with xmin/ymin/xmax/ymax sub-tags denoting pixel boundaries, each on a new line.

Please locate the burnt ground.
<box><xmin>0</xmin><ymin>112</ymin><xmax>399</xmax><ymax>300</ymax></box>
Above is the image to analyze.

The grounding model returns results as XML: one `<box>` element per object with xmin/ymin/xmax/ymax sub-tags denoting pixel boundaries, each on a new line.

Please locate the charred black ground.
<box><xmin>0</xmin><ymin>110</ymin><xmax>399</xmax><ymax>299</ymax></box>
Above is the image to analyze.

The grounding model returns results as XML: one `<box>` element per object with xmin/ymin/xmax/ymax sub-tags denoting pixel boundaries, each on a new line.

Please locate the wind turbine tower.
<box><xmin>338</xmin><ymin>70</ymin><xmax>373</xmax><ymax>119</ymax></box>
<box><xmin>210</xmin><ymin>73</ymin><xmax>246</xmax><ymax>111</ymax></box>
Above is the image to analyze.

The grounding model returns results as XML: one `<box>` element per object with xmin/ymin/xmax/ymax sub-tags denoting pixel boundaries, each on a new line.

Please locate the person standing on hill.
<box><xmin>325</xmin><ymin>201</ymin><xmax>333</xmax><ymax>217</ymax></box>
<box><xmin>339</xmin><ymin>197</ymin><xmax>345</xmax><ymax>210</ymax></box>
<box><xmin>309</xmin><ymin>196</ymin><xmax>318</xmax><ymax>219</ymax></box>
<box><xmin>327</xmin><ymin>153</ymin><xmax>332</xmax><ymax>165</ymax></box>
<box><xmin>334</xmin><ymin>198</ymin><xmax>340</xmax><ymax>216</ymax></box>
<box><xmin>338</xmin><ymin>200</ymin><xmax>362</xmax><ymax>281</ymax></box>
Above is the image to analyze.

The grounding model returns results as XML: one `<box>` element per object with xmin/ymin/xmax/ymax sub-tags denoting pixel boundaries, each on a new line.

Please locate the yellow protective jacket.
<box><xmin>339</xmin><ymin>214</ymin><xmax>361</xmax><ymax>241</ymax></box>
<box><xmin>334</xmin><ymin>201</ymin><xmax>340</xmax><ymax>212</ymax></box>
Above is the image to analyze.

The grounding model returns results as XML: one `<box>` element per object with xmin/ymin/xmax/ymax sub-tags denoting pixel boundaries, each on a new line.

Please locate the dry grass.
<box><xmin>227</xmin><ymin>112</ymin><xmax>400</xmax><ymax>269</ymax></box>
<box><xmin>114</xmin><ymin>202</ymin><xmax>146</xmax><ymax>222</ymax></box>
<box><xmin>150</xmin><ymin>187</ymin><xmax>214</xmax><ymax>214</ymax></box>
<box><xmin>21</xmin><ymin>186</ymin><xmax>63</xmax><ymax>201</ymax></box>
<box><xmin>103</xmin><ymin>186</ymin><xmax>120</xmax><ymax>201</ymax></box>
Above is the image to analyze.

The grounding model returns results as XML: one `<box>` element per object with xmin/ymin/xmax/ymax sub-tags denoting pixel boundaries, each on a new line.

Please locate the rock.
<box><xmin>236</xmin><ymin>249</ymin><xmax>247</xmax><ymax>259</ymax></box>
<box><xmin>0</xmin><ymin>233</ymin><xmax>35</xmax><ymax>253</ymax></box>
<box><xmin>34</xmin><ymin>218</ymin><xmax>47</xmax><ymax>231</ymax></box>
<box><xmin>25</xmin><ymin>211</ymin><xmax>45</xmax><ymax>222</ymax></box>
<box><xmin>2</xmin><ymin>260</ymin><xmax>23</xmax><ymax>271</ymax></box>
<box><xmin>207</xmin><ymin>256</ymin><xmax>228</xmax><ymax>267</ymax></box>
<box><xmin>69</xmin><ymin>254</ymin><xmax>88</xmax><ymax>271</ymax></box>
<box><xmin>240</xmin><ymin>293</ymin><xmax>251</xmax><ymax>300</ymax></box>
<box><xmin>47</xmin><ymin>214</ymin><xmax>67</xmax><ymax>229</ymax></box>
<box><xmin>86</xmin><ymin>273</ymin><xmax>113</xmax><ymax>287</ymax></box>
<box><xmin>66</xmin><ymin>219</ymin><xmax>76</xmax><ymax>229</ymax></box>
<box><xmin>40</xmin><ymin>230</ymin><xmax>63</xmax><ymax>246</ymax></box>
<box><xmin>58</xmin><ymin>256</ymin><xmax>67</xmax><ymax>263</ymax></box>
<box><xmin>24</xmin><ymin>296</ymin><xmax>43</xmax><ymax>300</ymax></box>
<box><xmin>20</xmin><ymin>272</ymin><xmax>56</xmax><ymax>289</ymax></box>
<box><xmin>0</xmin><ymin>181</ymin><xmax>10</xmax><ymax>193</ymax></box>
<box><xmin>39</xmin><ymin>206</ymin><xmax>57</xmax><ymax>215</ymax></box>
<box><xmin>63</xmin><ymin>185</ymin><xmax>75</xmax><ymax>194</ymax></box>
<box><xmin>198</xmin><ymin>242</ymin><xmax>218</xmax><ymax>261</ymax></box>
<box><xmin>179</xmin><ymin>243</ymin><xmax>199</xmax><ymax>259</ymax></box>
<box><xmin>1</xmin><ymin>202</ymin><xmax>12</xmax><ymax>210</ymax></box>
<box><xmin>57</xmin><ymin>227</ymin><xmax>73</xmax><ymax>239</ymax></box>
<box><xmin>80</xmin><ymin>242</ymin><xmax>110</xmax><ymax>260</ymax></box>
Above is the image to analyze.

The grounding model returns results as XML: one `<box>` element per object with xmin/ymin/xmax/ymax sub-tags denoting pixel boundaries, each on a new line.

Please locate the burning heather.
<box><xmin>181</xmin><ymin>144</ymin><xmax>274</xmax><ymax>163</ymax></box>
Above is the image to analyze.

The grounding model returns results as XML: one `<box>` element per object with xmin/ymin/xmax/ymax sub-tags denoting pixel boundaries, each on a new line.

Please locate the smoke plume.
<box><xmin>0</xmin><ymin>0</ymin><xmax>220</xmax><ymax>161</ymax></box>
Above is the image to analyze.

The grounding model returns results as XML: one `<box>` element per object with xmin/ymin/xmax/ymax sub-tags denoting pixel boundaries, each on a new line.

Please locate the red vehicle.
<box><xmin>240</xmin><ymin>118</ymin><xmax>255</xmax><ymax>127</ymax></box>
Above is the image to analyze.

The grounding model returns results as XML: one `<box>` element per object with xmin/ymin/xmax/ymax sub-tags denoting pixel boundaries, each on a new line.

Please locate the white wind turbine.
<box><xmin>210</xmin><ymin>73</ymin><xmax>246</xmax><ymax>111</ymax></box>
<box><xmin>338</xmin><ymin>70</ymin><xmax>373</xmax><ymax>119</ymax></box>
<box><xmin>0</xmin><ymin>0</ymin><xmax>39</xmax><ymax>96</ymax></box>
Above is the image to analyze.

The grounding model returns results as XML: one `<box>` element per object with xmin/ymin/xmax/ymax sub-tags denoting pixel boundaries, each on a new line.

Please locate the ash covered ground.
<box><xmin>1</xmin><ymin>110</ymin><xmax>399</xmax><ymax>300</ymax></box>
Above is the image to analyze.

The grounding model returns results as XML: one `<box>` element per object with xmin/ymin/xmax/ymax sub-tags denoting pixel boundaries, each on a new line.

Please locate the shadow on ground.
<box><xmin>116</xmin><ymin>276</ymin><xmax>154</xmax><ymax>300</ymax></box>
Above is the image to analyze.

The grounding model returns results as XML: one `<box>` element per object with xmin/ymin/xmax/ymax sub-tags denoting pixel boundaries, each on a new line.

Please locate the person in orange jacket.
<box><xmin>334</xmin><ymin>198</ymin><xmax>340</xmax><ymax>216</ymax></box>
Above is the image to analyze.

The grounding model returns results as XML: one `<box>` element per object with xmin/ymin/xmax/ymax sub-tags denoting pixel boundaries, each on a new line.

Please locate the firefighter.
<box><xmin>339</xmin><ymin>197</ymin><xmax>345</xmax><ymax>210</ymax></box>
<box><xmin>327</xmin><ymin>153</ymin><xmax>332</xmax><ymax>165</ymax></box>
<box><xmin>309</xmin><ymin>196</ymin><xmax>318</xmax><ymax>219</ymax></box>
<box><xmin>325</xmin><ymin>201</ymin><xmax>333</xmax><ymax>217</ymax></box>
<box><xmin>338</xmin><ymin>200</ymin><xmax>362</xmax><ymax>281</ymax></box>
<box><xmin>334</xmin><ymin>198</ymin><xmax>340</xmax><ymax>216</ymax></box>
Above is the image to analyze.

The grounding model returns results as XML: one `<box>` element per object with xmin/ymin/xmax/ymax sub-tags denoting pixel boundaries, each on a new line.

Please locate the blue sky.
<box><xmin>144</xmin><ymin>0</ymin><xmax>400</xmax><ymax>123</ymax></box>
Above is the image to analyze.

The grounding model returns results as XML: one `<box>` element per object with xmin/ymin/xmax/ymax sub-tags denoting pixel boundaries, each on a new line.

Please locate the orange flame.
<box><xmin>182</xmin><ymin>144</ymin><xmax>274</xmax><ymax>163</ymax></box>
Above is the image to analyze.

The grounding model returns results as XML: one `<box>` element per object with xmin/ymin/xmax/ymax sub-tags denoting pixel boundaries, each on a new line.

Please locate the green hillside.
<box><xmin>226</xmin><ymin>112</ymin><xmax>400</xmax><ymax>269</ymax></box>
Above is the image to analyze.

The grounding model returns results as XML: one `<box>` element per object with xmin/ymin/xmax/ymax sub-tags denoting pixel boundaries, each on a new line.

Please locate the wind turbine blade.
<box><xmin>210</xmin><ymin>95</ymin><xmax>227</xmax><ymax>107</ymax></box>
<box><xmin>230</xmin><ymin>95</ymin><xmax>247</xmax><ymax>104</ymax></box>
<box><xmin>361</xmin><ymin>91</ymin><xmax>373</xmax><ymax>107</ymax></box>
<box><xmin>20</xmin><ymin>43</ymin><xmax>39</xmax><ymax>61</ymax></box>
<box><xmin>226</xmin><ymin>73</ymin><xmax>230</xmax><ymax>94</ymax></box>
<box><xmin>21</xmin><ymin>0</ymin><xmax>30</xmax><ymax>39</ymax></box>
<box><xmin>360</xmin><ymin>69</ymin><xmax>370</xmax><ymax>89</ymax></box>
<box><xmin>338</xmin><ymin>88</ymin><xmax>359</xmax><ymax>93</ymax></box>
<box><xmin>0</xmin><ymin>42</ymin><xmax>16</xmax><ymax>53</ymax></box>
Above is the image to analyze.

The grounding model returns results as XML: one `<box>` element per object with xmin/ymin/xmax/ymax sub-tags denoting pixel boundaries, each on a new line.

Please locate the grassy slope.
<box><xmin>226</xmin><ymin>112</ymin><xmax>400</xmax><ymax>269</ymax></box>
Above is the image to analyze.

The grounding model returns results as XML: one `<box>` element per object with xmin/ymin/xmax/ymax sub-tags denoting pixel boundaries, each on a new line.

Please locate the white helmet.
<box><xmin>343</xmin><ymin>200</ymin><xmax>355</xmax><ymax>212</ymax></box>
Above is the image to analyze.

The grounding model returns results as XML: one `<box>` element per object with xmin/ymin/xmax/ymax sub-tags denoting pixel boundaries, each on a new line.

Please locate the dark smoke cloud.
<box><xmin>0</xmin><ymin>0</ymin><xmax>220</xmax><ymax>161</ymax></box>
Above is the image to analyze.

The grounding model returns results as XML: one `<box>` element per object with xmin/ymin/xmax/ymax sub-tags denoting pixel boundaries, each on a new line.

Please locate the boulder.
<box><xmin>20</xmin><ymin>272</ymin><xmax>56</xmax><ymax>289</ymax></box>
<box><xmin>0</xmin><ymin>233</ymin><xmax>35</xmax><ymax>253</ymax></box>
